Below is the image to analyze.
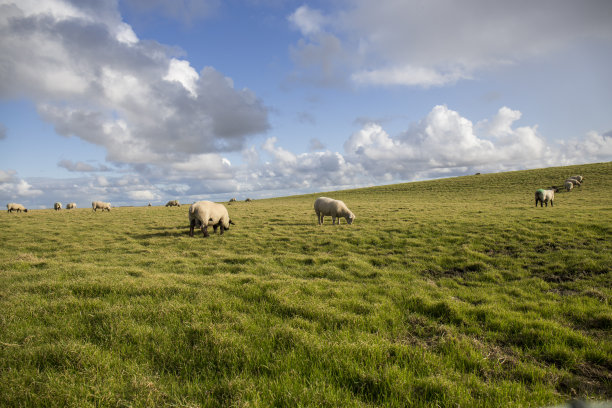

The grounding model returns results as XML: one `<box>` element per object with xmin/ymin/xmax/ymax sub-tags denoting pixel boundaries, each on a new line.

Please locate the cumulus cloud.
<box><xmin>231</xmin><ymin>105</ymin><xmax>606</xmax><ymax>197</ymax></box>
<box><xmin>0</xmin><ymin>0</ymin><xmax>269</xmax><ymax>166</ymax></box>
<box><xmin>0</xmin><ymin>170</ymin><xmax>43</xmax><ymax>198</ymax></box>
<box><xmin>562</xmin><ymin>130</ymin><xmax>612</xmax><ymax>163</ymax></box>
<box><xmin>288</xmin><ymin>0</ymin><xmax>612</xmax><ymax>87</ymax></box>
<box><xmin>288</xmin><ymin>5</ymin><xmax>327</xmax><ymax>36</ymax></box>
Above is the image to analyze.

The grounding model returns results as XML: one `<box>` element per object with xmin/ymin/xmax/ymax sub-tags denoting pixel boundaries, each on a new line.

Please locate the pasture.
<box><xmin>1</xmin><ymin>162</ymin><xmax>611</xmax><ymax>407</ymax></box>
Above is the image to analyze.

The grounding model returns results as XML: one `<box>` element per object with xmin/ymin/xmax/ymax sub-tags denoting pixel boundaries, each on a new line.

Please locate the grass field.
<box><xmin>1</xmin><ymin>162</ymin><xmax>611</xmax><ymax>407</ymax></box>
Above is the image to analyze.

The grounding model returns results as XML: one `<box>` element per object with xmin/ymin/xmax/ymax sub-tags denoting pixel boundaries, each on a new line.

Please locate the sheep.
<box><xmin>564</xmin><ymin>181</ymin><xmax>573</xmax><ymax>192</ymax></box>
<box><xmin>314</xmin><ymin>197</ymin><xmax>355</xmax><ymax>225</ymax></box>
<box><xmin>66</xmin><ymin>202</ymin><xmax>77</xmax><ymax>209</ymax></box>
<box><xmin>571</xmin><ymin>175</ymin><xmax>584</xmax><ymax>183</ymax></box>
<box><xmin>92</xmin><ymin>201</ymin><xmax>111</xmax><ymax>212</ymax></box>
<box><xmin>165</xmin><ymin>200</ymin><xmax>180</xmax><ymax>207</ymax></box>
<box><xmin>189</xmin><ymin>200</ymin><xmax>234</xmax><ymax>237</ymax></box>
<box><xmin>245</xmin><ymin>198</ymin><xmax>252</xmax><ymax>202</ymax></box>
<box><xmin>566</xmin><ymin>178</ymin><xmax>581</xmax><ymax>187</ymax></box>
<box><xmin>535</xmin><ymin>189</ymin><xmax>556</xmax><ymax>207</ymax></box>
<box><xmin>54</xmin><ymin>202</ymin><xmax>62</xmax><ymax>211</ymax></box>
<box><xmin>6</xmin><ymin>203</ymin><xmax>27</xmax><ymax>213</ymax></box>
<box><xmin>228</xmin><ymin>197</ymin><xmax>237</xmax><ymax>203</ymax></box>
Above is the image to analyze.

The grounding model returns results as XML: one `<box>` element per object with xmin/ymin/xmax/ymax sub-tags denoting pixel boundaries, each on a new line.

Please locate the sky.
<box><xmin>1</xmin><ymin>0</ymin><xmax>611</xmax><ymax>209</ymax></box>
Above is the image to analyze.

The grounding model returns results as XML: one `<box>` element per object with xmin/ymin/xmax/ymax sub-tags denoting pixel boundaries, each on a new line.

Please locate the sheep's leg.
<box><xmin>332</xmin><ymin>216</ymin><xmax>336</xmax><ymax>225</ymax></box>
<box><xmin>219</xmin><ymin>222</ymin><xmax>224</xmax><ymax>235</ymax></box>
<box><xmin>550</xmin><ymin>200</ymin><xmax>553</xmax><ymax>207</ymax></box>
<box><xmin>213</xmin><ymin>223</ymin><xmax>219</xmax><ymax>233</ymax></box>
<box><xmin>189</xmin><ymin>219</ymin><xmax>196</xmax><ymax>237</ymax></box>
<box><xmin>202</xmin><ymin>224</ymin><xmax>209</xmax><ymax>237</ymax></box>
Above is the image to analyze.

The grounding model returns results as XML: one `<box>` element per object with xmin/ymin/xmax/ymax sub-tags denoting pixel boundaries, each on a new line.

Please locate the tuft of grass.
<box><xmin>1</xmin><ymin>162</ymin><xmax>611</xmax><ymax>407</ymax></box>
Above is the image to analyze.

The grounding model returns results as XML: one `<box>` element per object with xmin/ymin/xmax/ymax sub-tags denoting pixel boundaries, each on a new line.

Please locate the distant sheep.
<box><xmin>54</xmin><ymin>202</ymin><xmax>62</xmax><ymax>211</ymax></box>
<box><xmin>6</xmin><ymin>203</ymin><xmax>27</xmax><ymax>213</ymax></box>
<box><xmin>314</xmin><ymin>197</ymin><xmax>355</xmax><ymax>225</ymax></box>
<box><xmin>189</xmin><ymin>200</ymin><xmax>234</xmax><ymax>237</ymax></box>
<box><xmin>571</xmin><ymin>175</ymin><xmax>584</xmax><ymax>183</ymax></box>
<box><xmin>228</xmin><ymin>198</ymin><xmax>237</xmax><ymax>203</ymax></box>
<box><xmin>92</xmin><ymin>201</ymin><xmax>111</xmax><ymax>212</ymax></box>
<box><xmin>566</xmin><ymin>178</ymin><xmax>581</xmax><ymax>187</ymax></box>
<box><xmin>564</xmin><ymin>181</ymin><xmax>573</xmax><ymax>192</ymax></box>
<box><xmin>535</xmin><ymin>189</ymin><xmax>556</xmax><ymax>207</ymax></box>
<box><xmin>66</xmin><ymin>202</ymin><xmax>76</xmax><ymax>209</ymax></box>
<box><xmin>245</xmin><ymin>198</ymin><xmax>252</xmax><ymax>202</ymax></box>
<box><xmin>165</xmin><ymin>200</ymin><xmax>180</xmax><ymax>207</ymax></box>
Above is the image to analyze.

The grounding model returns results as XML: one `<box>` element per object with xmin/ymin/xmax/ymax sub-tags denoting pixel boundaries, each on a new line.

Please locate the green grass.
<box><xmin>1</xmin><ymin>162</ymin><xmax>611</xmax><ymax>407</ymax></box>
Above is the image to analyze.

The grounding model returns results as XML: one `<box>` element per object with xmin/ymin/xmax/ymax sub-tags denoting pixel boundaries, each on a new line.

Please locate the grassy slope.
<box><xmin>0</xmin><ymin>162</ymin><xmax>610</xmax><ymax>407</ymax></box>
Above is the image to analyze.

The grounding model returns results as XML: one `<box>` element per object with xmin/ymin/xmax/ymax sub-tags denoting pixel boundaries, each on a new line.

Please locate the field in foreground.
<box><xmin>1</xmin><ymin>163</ymin><xmax>611</xmax><ymax>407</ymax></box>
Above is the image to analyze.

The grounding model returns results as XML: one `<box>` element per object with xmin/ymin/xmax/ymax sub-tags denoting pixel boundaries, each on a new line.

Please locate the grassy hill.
<box><xmin>1</xmin><ymin>162</ymin><xmax>610</xmax><ymax>407</ymax></box>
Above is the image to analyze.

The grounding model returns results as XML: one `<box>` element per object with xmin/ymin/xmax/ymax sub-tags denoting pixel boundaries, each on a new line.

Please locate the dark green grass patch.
<box><xmin>1</xmin><ymin>162</ymin><xmax>611</xmax><ymax>407</ymax></box>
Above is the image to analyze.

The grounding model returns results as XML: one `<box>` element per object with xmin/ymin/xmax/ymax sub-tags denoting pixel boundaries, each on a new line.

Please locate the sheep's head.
<box><xmin>347</xmin><ymin>213</ymin><xmax>355</xmax><ymax>225</ymax></box>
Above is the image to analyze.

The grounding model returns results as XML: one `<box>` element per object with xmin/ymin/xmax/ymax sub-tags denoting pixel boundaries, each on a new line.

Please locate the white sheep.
<box><xmin>314</xmin><ymin>197</ymin><xmax>355</xmax><ymax>225</ymax></box>
<box><xmin>566</xmin><ymin>178</ymin><xmax>581</xmax><ymax>187</ymax></box>
<box><xmin>6</xmin><ymin>203</ymin><xmax>27</xmax><ymax>213</ymax></box>
<box><xmin>564</xmin><ymin>181</ymin><xmax>573</xmax><ymax>192</ymax></box>
<box><xmin>66</xmin><ymin>202</ymin><xmax>76</xmax><ymax>209</ymax></box>
<box><xmin>92</xmin><ymin>201</ymin><xmax>111</xmax><ymax>212</ymax></box>
<box><xmin>54</xmin><ymin>202</ymin><xmax>62</xmax><ymax>211</ymax></box>
<box><xmin>189</xmin><ymin>200</ymin><xmax>234</xmax><ymax>237</ymax></box>
<box><xmin>165</xmin><ymin>200</ymin><xmax>180</xmax><ymax>207</ymax></box>
<box><xmin>571</xmin><ymin>175</ymin><xmax>584</xmax><ymax>183</ymax></box>
<box><xmin>535</xmin><ymin>189</ymin><xmax>556</xmax><ymax>207</ymax></box>
<box><xmin>228</xmin><ymin>197</ymin><xmax>237</xmax><ymax>203</ymax></box>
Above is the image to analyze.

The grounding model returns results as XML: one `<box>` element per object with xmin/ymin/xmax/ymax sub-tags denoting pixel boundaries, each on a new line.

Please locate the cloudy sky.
<box><xmin>1</xmin><ymin>0</ymin><xmax>611</xmax><ymax>208</ymax></box>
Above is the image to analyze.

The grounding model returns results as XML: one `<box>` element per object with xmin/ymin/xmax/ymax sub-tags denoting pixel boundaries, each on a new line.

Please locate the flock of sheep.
<box><xmin>5</xmin><ymin>173</ymin><xmax>585</xmax><ymax>236</ymax></box>
<box><xmin>535</xmin><ymin>174</ymin><xmax>584</xmax><ymax>207</ymax></box>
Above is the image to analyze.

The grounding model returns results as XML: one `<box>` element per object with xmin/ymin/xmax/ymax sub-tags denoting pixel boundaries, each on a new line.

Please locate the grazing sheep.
<box><xmin>165</xmin><ymin>200</ymin><xmax>180</xmax><ymax>207</ymax></box>
<box><xmin>571</xmin><ymin>175</ymin><xmax>584</xmax><ymax>183</ymax></box>
<box><xmin>6</xmin><ymin>203</ymin><xmax>27</xmax><ymax>213</ymax></box>
<box><xmin>92</xmin><ymin>201</ymin><xmax>111</xmax><ymax>212</ymax></box>
<box><xmin>66</xmin><ymin>202</ymin><xmax>77</xmax><ymax>209</ymax></box>
<box><xmin>314</xmin><ymin>197</ymin><xmax>355</xmax><ymax>225</ymax></box>
<box><xmin>535</xmin><ymin>189</ymin><xmax>556</xmax><ymax>207</ymax></box>
<box><xmin>189</xmin><ymin>200</ymin><xmax>234</xmax><ymax>237</ymax></box>
<box><xmin>566</xmin><ymin>178</ymin><xmax>581</xmax><ymax>187</ymax></box>
<box><xmin>148</xmin><ymin>203</ymin><xmax>152</xmax><ymax>207</ymax></box>
<box><xmin>245</xmin><ymin>198</ymin><xmax>252</xmax><ymax>202</ymax></box>
<box><xmin>54</xmin><ymin>202</ymin><xmax>62</xmax><ymax>211</ymax></box>
<box><xmin>564</xmin><ymin>181</ymin><xmax>573</xmax><ymax>192</ymax></box>
<box><xmin>228</xmin><ymin>197</ymin><xmax>237</xmax><ymax>203</ymax></box>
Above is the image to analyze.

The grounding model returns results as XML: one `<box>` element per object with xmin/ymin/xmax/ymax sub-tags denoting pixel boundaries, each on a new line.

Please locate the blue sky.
<box><xmin>1</xmin><ymin>0</ymin><xmax>611</xmax><ymax>209</ymax></box>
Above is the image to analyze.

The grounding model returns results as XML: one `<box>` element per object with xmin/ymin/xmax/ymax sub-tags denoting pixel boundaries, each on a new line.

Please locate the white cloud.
<box><xmin>1</xmin><ymin>0</ymin><xmax>269</xmax><ymax>168</ymax></box>
<box><xmin>128</xmin><ymin>189</ymin><xmax>159</xmax><ymax>201</ymax></box>
<box><xmin>288</xmin><ymin>5</ymin><xmax>327</xmax><ymax>36</ymax></box>
<box><xmin>0</xmin><ymin>170</ymin><xmax>43</xmax><ymax>198</ymax></box>
<box><xmin>0</xmin><ymin>169</ymin><xmax>16</xmax><ymax>183</ymax></box>
<box><xmin>164</xmin><ymin>58</ymin><xmax>199</xmax><ymax>97</ymax></box>
<box><xmin>352</xmin><ymin>65</ymin><xmax>469</xmax><ymax>87</ymax></box>
<box><xmin>288</xmin><ymin>0</ymin><xmax>612</xmax><ymax>87</ymax></box>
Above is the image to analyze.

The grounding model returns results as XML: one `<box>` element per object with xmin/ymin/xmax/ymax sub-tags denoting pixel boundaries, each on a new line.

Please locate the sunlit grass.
<box><xmin>1</xmin><ymin>162</ymin><xmax>610</xmax><ymax>407</ymax></box>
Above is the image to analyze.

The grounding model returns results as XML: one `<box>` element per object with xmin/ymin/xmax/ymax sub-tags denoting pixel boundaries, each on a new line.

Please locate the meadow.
<box><xmin>0</xmin><ymin>162</ymin><xmax>610</xmax><ymax>407</ymax></box>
